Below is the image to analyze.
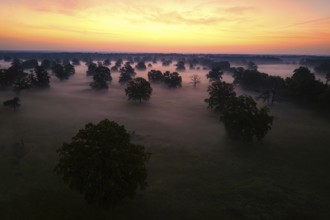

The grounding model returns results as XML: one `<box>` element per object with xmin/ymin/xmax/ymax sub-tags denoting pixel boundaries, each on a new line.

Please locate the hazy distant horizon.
<box><xmin>0</xmin><ymin>50</ymin><xmax>329</xmax><ymax>57</ymax></box>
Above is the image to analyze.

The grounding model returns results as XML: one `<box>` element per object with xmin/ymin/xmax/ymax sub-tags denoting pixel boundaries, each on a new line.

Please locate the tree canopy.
<box><xmin>148</xmin><ymin>70</ymin><xmax>164</xmax><ymax>83</ymax></box>
<box><xmin>221</xmin><ymin>95</ymin><xmax>273</xmax><ymax>142</ymax></box>
<box><xmin>163</xmin><ymin>71</ymin><xmax>182</xmax><ymax>88</ymax></box>
<box><xmin>205</xmin><ymin>81</ymin><xmax>236</xmax><ymax>112</ymax></box>
<box><xmin>125</xmin><ymin>77</ymin><xmax>152</xmax><ymax>102</ymax></box>
<box><xmin>119</xmin><ymin>62</ymin><xmax>136</xmax><ymax>84</ymax></box>
<box><xmin>54</xmin><ymin>119</ymin><xmax>150</xmax><ymax>205</ymax></box>
<box><xmin>90</xmin><ymin>65</ymin><xmax>112</xmax><ymax>89</ymax></box>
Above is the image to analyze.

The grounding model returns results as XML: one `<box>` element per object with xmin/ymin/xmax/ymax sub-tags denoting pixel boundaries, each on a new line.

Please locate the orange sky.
<box><xmin>0</xmin><ymin>0</ymin><xmax>330</xmax><ymax>54</ymax></box>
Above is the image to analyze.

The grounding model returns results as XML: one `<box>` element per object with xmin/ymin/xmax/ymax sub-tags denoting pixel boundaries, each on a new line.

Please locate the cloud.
<box><xmin>148</xmin><ymin>10</ymin><xmax>226</xmax><ymax>25</ymax></box>
<box><xmin>17</xmin><ymin>22</ymin><xmax>118</xmax><ymax>37</ymax></box>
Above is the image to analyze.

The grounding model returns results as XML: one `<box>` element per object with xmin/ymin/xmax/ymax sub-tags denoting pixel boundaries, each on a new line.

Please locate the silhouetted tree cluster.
<box><xmin>119</xmin><ymin>62</ymin><xmax>136</xmax><ymax>84</ymax></box>
<box><xmin>87</xmin><ymin>62</ymin><xmax>97</xmax><ymax>76</ymax></box>
<box><xmin>161</xmin><ymin>59</ymin><xmax>172</xmax><ymax>66</ymax></box>
<box><xmin>125</xmin><ymin>77</ymin><xmax>152</xmax><ymax>102</ymax></box>
<box><xmin>55</xmin><ymin>119</ymin><xmax>150</xmax><ymax>206</ymax></box>
<box><xmin>103</xmin><ymin>59</ymin><xmax>111</xmax><ymax>66</ymax></box>
<box><xmin>205</xmin><ymin>81</ymin><xmax>236</xmax><ymax>112</ymax></box>
<box><xmin>52</xmin><ymin>63</ymin><xmax>75</xmax><ymax>80</ymax></box>
<box><xmin>175</xmin><ymin>61</ymin><xmax>185</xmax><ymax>71</ymax></box>
<box><xmin>135</xmin><ymin>61</ymin><xmax>147</xmax><ymax>71</ymax></box>
<box><xmin>221</xmin><ymin>95</ymin><xmax>273</xmax><ymax>142</ymax></box>
<box><xmin>147</xmin><ymin>70</ymin><xmax>163</xmax><ymax>83</ymax></box>
<box><xmin>284</xmin><ymin>67</ymin><xmax>327</xmax><ymax>104</ymax></box>
<box><xmin>233</xmin><ymin>67</ymin><xmax>285</xmax><ymax>93</ymax></box>
<box><xmin>147</xmin><ymin>70</ymin><xmax>182</xmax><ymax>88</ymax></box>
<box><xmin>206</xmin><ymin>64</ymin><xmax>224</xmax><ymax>81</ymax></box>
<box><xmin>205</xmin><ymin>81</ymin><xmax>273</xmax><ymax>142</ymax></box>
<box><xmin>22</xmin><ymin>59</ymin><xmax>38</xmax><ymax>69</ymax></box>
<box><xmin>163</xmin><ymin>71</ymin><xmax>182</xmax><ymax>88</ymax></box>
<box><xmin>72</xmin><ymin>58</ymin><xmax>81</xmax><ymax>66</ymax></box>
<box><xmin>90</xmin><ymin>65</ymin><xmax>112</xmax><ymax>89</ymax></box>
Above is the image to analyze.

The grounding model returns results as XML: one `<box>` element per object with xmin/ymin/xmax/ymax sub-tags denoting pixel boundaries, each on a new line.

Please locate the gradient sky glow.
<box><xmin>0</xmin><ymin>0</ymin><xmax>330</xmax><ymax>54</ymax></box>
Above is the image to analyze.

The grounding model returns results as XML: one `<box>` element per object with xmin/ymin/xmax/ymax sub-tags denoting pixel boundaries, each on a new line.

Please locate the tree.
<box><xmin>135</xmin><ymin>61</ymin><xmax>147</xmax><ymax>71</ymax></box>
<box><xmin>125</xmin><ymin>77</ymin><xmax>152</xmax><ymax>102</ymax></box>
<box><xmin>54</xmin><ymin>119</ymin><xmax>150</xmax><ymax>205</ymax></box>
<box><xmin>41</xmin><ymin>59</ymin><xmax>52</xmax><ymax>69</ymax></box>
<box><xmin>163</xmin><ymin>71</ymin><xmax>182</xmax><ymax>88</ymax></box>
<box><xmin>13</xmin><ymin>77</ymin><xmax>32</xmax><ymax>94</ymax></box>
<box><xmin>190</xmin><ymin>74</ymin><xmax>201</xmax><ymax>87</ymax></box>
<box><xmin>175</xmin><ymin>61</ymin><xmax>185</xmax><ymax>71</ymax></box>
<box><xmin>103</xmin><ymin>59</ymin><xmax>111</xmax><ymax>66</ymax></box>
<box><xmin>87</xmin><ymin>62</ymin><xmax>97</xmax><ymax>76</ymax></box>
<box><xmin>148</xmin><ymin>70</ymin><xmax>163</xmax><ymax>83</ymax></box>
<box><xmin>205</xmin><ymin>81</ymin><xmax>236</xmax><ymax>112</ymax></box>
<box><xmin>34</xmin><ymin>66</ymin><xmax>50</xmax><ymax>88</ymax></box>
<box><xmin>221</xmin><ymin>95</ymin><xmax>273</xmax><ymax>142</ymax></box>
<box><xmin>90</xmin><ymin>65</ymin><xmax>112</xmax><ymax>89</ymax></box>
<box><xmin>285</xmin><ymin>67</ymin><xmax>326</xmax><ymax>102</ymax></box>
<box><xmin>3</xmin><ymin>97</ymin><xmax>21</xmax><ymax>111</ymax></box>
<box><xmin>119</xmin><ymin>62</ymin><xmax>136</xmax><ymax>84</ymax></box>
<box><xmin>72</xmin><ymin>58</ymin><xmax>81</xmax><ymax>66</ymax></box>
<box><xmin>326</xmin><ymin>72</ymin><xmax>330</xmax><ymax>85</ymax></box>
<box><xmin>52</xmin><ymin>63</ymin><xmax>66</xmax><ymax>80</ymax></box>
<box><xmin>64</xmin><ymin>63</ymin><xmax>75</xmax><ymax>76</ymax></box>
<box><xmin>206</xmin><ymin>66</ymin><xmax>223</xmax><ymax>81</ymax></box>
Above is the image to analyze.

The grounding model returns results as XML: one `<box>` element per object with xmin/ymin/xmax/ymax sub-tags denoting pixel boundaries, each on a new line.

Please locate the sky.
<box><xmin>0</xmin><ymin>0</ymin><xmax>330</xmax><ymax>55</ymax></box>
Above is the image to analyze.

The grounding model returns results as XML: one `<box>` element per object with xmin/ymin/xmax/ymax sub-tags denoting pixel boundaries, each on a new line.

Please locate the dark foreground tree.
<box><xmin>205</xmin><ymin>81</ymin><xmax>236</xmax><ymax>112</ymax></box>
<box><xmin>54</xmin><ymin>119</ymin><xmax>150</xmax><ymax>205</ymax></box>
<box><xmin>221</xmin><ymin>95</ymin><xmax>273</xmax><ymax>142</ymax></box>
<box><xmin>125</xmin><ymin>77</ymin><xmax>152</xmax><ymax>102</ymax></box>
<box><xmin>3</xmin><ymin>97</ymin><xmax>21</xmax><ymax>111</ymax></box>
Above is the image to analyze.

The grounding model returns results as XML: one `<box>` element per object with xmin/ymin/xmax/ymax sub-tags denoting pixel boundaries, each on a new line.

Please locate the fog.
<box><xmin>1</xmin><ymin>60</ymin><xmax>330</xmax><ymax>219</ymax></box>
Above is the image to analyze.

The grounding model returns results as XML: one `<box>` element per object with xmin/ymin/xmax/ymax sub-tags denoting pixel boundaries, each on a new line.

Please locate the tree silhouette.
<box><xmin>163</xmin><ymin>71</ymin><xmax>182</xmax><ymax>88</ymax></box>
<box><xmin>205</xmin><ymin>81</ymin><xmax>236</xmax><ymax>112</ymax></box>
<box><xmin>206</xmin><ymin>66</ymin><xmax>223</xmax><ymax>81</ymax></box>
<box><xmin>13</xmin><ymin>77</ymin><xmax>32</xmax><ymax>95</ymax></box>
<box><xmin>135</xmin><ymin>61</ymin><xmax>147</xmax><ymax>71</ymax></box>
<box><xmin>87</xmin><ymin>62</ymin><xmax>97</xmax><ymax>76</ymax></box>
<box><xmin>191</xmin><ymin>74</ymin><xmax>201</xmax><ymax>87</ymax></box>
<box><xmin>125</xmin><ymin>77</ymin><xmax>152</xmax><ymax>102</ymax></box>
<box><xmin>221</xmin><ymin>95</ymin><xmax>273</xmax><ymax>142</ymax></box>
<box><xmin>34</xmin><ymin>66</ymin><xmax>50</xmax><ymax>88</ymax></box>
<box><xmin>3</xmin><ymin>97</ymin><xmax>21</xmax><ymax>111</ymax></box>
<box><xmin>90</xmin><ymin>65</ymin><xmax>112</xmax><ymax>89</ymax></box>
<box><xmin>119</xmin><ymin>62</ymin><xmax>136</xmax><ymax>84</ymax></box>
<box><xmin>175</xmin><ymin>61</ymin><xmax>185</xmax><ymax>71</ymax></box>
<box><xmin>148</xmin><ymin>70</ymin><xmax>163</xmax><ymax>83</ymax></box>
<box><xmin>54</xmin><ymin>119</ymin><xmax>150</xmax><ymax>205</ymax></box>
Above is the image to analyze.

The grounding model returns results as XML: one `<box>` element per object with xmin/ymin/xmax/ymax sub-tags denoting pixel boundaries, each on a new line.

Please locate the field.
<box><xmin>1</xmin><ymin>61</ymin><xmax>330</xmax><ymax>219</ymax></box>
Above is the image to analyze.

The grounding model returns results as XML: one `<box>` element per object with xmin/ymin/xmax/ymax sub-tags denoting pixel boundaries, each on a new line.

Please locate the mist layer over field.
<box><xmin>1</xmin><ymin>61</ymin><xmax>330</xmax><ymax>219</ymax></box>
